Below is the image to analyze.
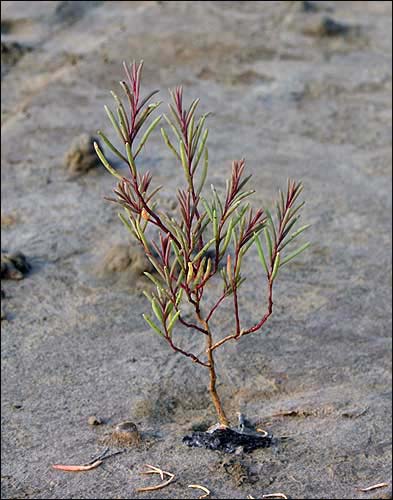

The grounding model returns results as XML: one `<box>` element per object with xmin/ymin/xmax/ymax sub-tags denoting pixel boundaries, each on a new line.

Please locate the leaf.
<box><xmin>212</xmin><ymin>208</ymin><xmax>218</xmax><ymax>240</ymax></box>
<box><xmin>254</xmin><ymin>232</ymin><xmax>269</xmax><ymax>275</ymax></box>
<box><xmin>201</xmin><ymin>197</ymin><xmax>213</xmax><ymax>221</ymax></box>
<box><xmin>265</xmin><ymin>208</ymin><xmax>277</xmax><ymax>244</ymax></box>
<box><xmin>280</xmin><ymin>242</ymin><xmax>311</xmax><ymax>267</ymax></box>
<box><xmin>125</xmin><ymin>142</ymin><xmax>137</xmax><ymax>176</ymax></box>
<box><xmin>192</xmin><ymin>113</ymin><xmax>209</xmax><ymax>156</ymax></box>
<box><xmin>117</xmin><ymin>106</ymin><xmax>129</xmax><ymax>143</ymax></box>
<box><xmin>161</xmin><ymin>127</ymin><xmax>180</xmax><ymax>160</ymax></box>
<box><xmin>118</xmin><ymin>213</ymin><xmax>137</xmax><ymax>238</ymax></box>
<box><xmin>105</xmin><ymin>105</ymin><xmax>126</xmax><ymax>143</ymax></box>
<box><xmin>110</xmin><ymin>91</ymin><xmax>129</xmax><ymax>131</ymax></box>
<box><xmin>163</xmin><ymin>114</ymin><xmax>182</xmax><ymax>144</ymax></box>
<box><xmin>271</xmin><ymin>252</ymin><xmax>280</xmax><ymax>281</ymax></box>
<box><xmin>264</xmin><ymin>227</ymin><xmax>273</xmax><ymax>262</ymax></box>
<box><xmin>167</xmin><ymin>310</ymin><xmax>180</xmax><ymax>334</ymax></box>
<box><xmin>97</xmin><ymin>130</ymin><xmax>128</xmax><ymax>163</ymax></box>
<box><xmin>193</xmin><ymin>128</ymin><xmax>208</xmax><ymax>169</ymax></box>
<box><xmin>196</xmin><ymin>147</ymin><xmax>208</xmax><ymax>196</ymax></box>
<box><xmin>144</xmin><ymin>271</ymin><xmax>164</xmax><ymax>290</ymax></box>
<box><xmin>221</xmin><ymin>218</ymin><xmax>234</xmax><ymax>256</ymax></box>
<box><xmin>134</xmin><ymin>115</ymin><xmax>162</xmax><ymax>157</ymax></box>
<box><xmin>143</xmin><ymin>314</ymin><xmax>165</xmax><ymax>337</ymax></box>
<box><xmin>211</xmin><ymin>184</ymin><xmax>223</xmax><ymax>216</ymax></box>
<box><xmin>151</xmin><ymin>297</ymin><xmax>164</xmax><ymax>322</ymax></box>
<box><xmin>280</xmin><ymin>224</ymin><xmax>311</xmax><ymax>250</ymax></box>
<box><xmin>192</xmin><ymin>238</ymin><xmax>216</xmax><ymax>264</ymax></box>
<box><xmin>179</xmin><ymin>141</ymin><xmax>192</xmax><ymax>186</ymax></box>
<box><xmin>94</xmin><ymin>142</ymin><xmax>123</xmax><ymax>179</ymax></box>
<box><xmin>187</xmin><ymin>98</ymin><xmax>200</xmax><ymax>122</ymax></box>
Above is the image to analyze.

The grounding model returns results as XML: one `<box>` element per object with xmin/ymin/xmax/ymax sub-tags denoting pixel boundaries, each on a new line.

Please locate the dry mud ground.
<box><xmin>1</xmin><ymin>1</ymin><xmax>392</xmax><ymax>499</ymax></box>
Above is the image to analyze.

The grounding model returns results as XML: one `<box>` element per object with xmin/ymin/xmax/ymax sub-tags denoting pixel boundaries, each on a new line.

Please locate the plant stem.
<box><xmin>206</xmin><ymin>332</ymin><xmax>230</xmax><ymax>427</ymax></box>
<box><xmin>196</xmin><ymin>310</ymin><xmax>229</xmax><ymax>427</ymax></box>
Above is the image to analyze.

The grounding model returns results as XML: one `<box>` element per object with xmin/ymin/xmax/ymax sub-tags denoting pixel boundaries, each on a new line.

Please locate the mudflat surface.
<box><xmin>1</xmin><ymin>1</ymin><xmax>392</xmax><ymax>499</ymax></box>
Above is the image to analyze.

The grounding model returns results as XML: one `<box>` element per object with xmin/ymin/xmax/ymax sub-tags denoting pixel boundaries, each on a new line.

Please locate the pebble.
<box><xmin>1</xmin><ymin>252</ymin><xmax>30</xmax><ymax>280</ymax></box>
<box><xmin>64</xmin><ymin>133</ymin><xmax>99</xmax><ymax>175</ymax></box>
<box><xmin>88</xmin><ymin>415</ymin><xmax>103</xmax><ymax>426</ymax></box>
<box><xmin>110</xmin><ymin>421</ymin><xmax>141</xmax><ymax>446</ymax></box>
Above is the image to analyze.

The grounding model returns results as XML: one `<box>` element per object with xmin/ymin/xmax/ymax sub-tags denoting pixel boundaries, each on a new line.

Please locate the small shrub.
<box><xmin>95</xmin><ymin>61</ymin><xmax>310</xmax><ymax>426</ymax></box>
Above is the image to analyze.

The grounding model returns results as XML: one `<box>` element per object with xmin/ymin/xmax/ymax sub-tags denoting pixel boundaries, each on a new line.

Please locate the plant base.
<box><xmin>183</xmin><ymin>426</ymin><xmax>273</xmax><ymax>454</ymax></box>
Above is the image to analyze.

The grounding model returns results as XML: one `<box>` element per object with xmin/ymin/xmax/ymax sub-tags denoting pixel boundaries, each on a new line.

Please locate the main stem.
<box><xmin>206</xmin><ymin>332</ymin><xmax>230</xmax><ymax>427</ymax></box>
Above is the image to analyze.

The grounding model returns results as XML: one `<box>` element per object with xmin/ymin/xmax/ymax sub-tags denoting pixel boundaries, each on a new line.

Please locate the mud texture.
<box><xmin>1</xmin><ymin>1</ymin><xmax>392</xmax><ymax>499</ymax></box>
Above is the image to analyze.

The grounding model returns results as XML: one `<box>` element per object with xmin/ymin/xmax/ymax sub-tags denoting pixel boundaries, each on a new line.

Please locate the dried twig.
<box><xmin>256</xmin><ymin>428</ymin><xmax>269</xmax><ymax>437</ymax></box>
<box><xmin>262</xmin><ymin>494</ymin><xmax>288</xmax><ymax>499</ymax></box>
<box><xmin>188</xmin><ymin>484</ymin><xmax>211</xmax><ymax>498</ymax></box>
<box><xmin>136</xmin><ymin>464</ymin><xmax>175</xmax><ymax>492</ymax></box>
<box><xmin>357</xmin><ymin>483</ymin><xmax>389</xmax><ymax>492</ymax></box>
<box><xmin>52</xmin><ymin>447</ymin><xmax>125</xmax><ymax>472</ymax></box>
<box><xmin>52</xmin><ymin>460</ymin><xmax>103</xmax><ymax>472</ymax></box>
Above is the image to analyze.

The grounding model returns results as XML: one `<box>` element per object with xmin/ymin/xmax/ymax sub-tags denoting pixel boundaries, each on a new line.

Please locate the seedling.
<box><xmin>95</xmin><ymin>61</ymin><xmax>310</xmax><ymax>433</ymax></box>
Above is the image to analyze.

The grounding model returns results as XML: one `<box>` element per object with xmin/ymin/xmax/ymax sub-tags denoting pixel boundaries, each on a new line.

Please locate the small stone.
<box><xmin>303</xmin><ymin>16</ymin><xmax>354</xmax><ymax>38</ymax></box>
<box><xmin>88</xmin><ymin>415</ymin><xmax>103</xmax><ymax>426</ymax></box>
<box><xmin>110</xmin><ymin>421</ymin><xmax>141</xmax><ymax>446</ymax></box>
<box><xmin>65</xmin><ymin>134</ymin><xmax>99</xmax><ymax>175</ymax></box>
<box><xmin>1</xmin><ymin>252</ymin><xmax>30</xmax><ymax>280</ymax></box>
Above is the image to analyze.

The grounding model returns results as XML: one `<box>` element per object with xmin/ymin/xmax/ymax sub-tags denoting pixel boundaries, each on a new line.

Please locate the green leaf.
<box><xmin>196</xmin><ymin>147</ymin><xmax>209</xmax><ymax>196</ymax></box>
<box><xmin>94</xmin><ymin>142</ymin><xmax>123</xmax><ymax>179</ymax></box>
<box><xmin>221</xmin><ymin>218</ymin><xmax>234</xmax><ymax>256</ymax></box>
<box><xmin>143</xmin><ymin>314</ymin><xmax>165</xmax><ymax>337</ymax></box>
<box><xmin>201</xmin><ymin>197</ymin><xmax>213</xmax><ymax>221</ymax></box>
<box><xmin>192</xmin><ymin>238</ymin><xmax>215</xmax><ymax>263</ymax></box>
<box><xmin>105</xmin><ymin>105</ymin><xmax>126</xmax><ymax>143</ymax></box>
<box><xmin>118</xmin><ymin>213</ymin><xmax>137</xmax><ymax>238</ymax></box>
<box><xmin>125</xmin><ymin>142</ymin><xmax>137</xmax><ymax>176</ymax></box>
<box><xmin>97</xmin><ymin>130</ymin><xmax>128</xmax><ymax>163</ymax></box>
<box><xmin>280</xmin><ymin>242</ymin><xmax>311</xmax><ymax>267</ymax></box>
<box><xmin>144</xmin><ymin>271</ymin><xmax>164</xmax><ymax>290</ymax></box>
<box><xmin>161</xmin><ymin>127</ymin><xmax>181</xmax><ymax>160</ymax></box>
<box><xmin>187</xmin><ymin>115</ymin><xmax>195</xmax><ymax>147</ymax></box>
<box><xmin>271</xmin><ymin>252</ymin><xmax>280</xmax><ymax>281</ymax></box>
<box><xmin>151</xmin><ymin>297</ymin><xmax>164</xmax><ymax>322</ymax></box>
<box><xmin>264</xmin><ymin>227</ymin><xmax>273</xmax><ymax>262</ymax></box>
<box><xmin>167</xmin><ymin>310</ymin><xmax>181</xmax><ymax>335</ymax></box>
<box><xmin>117</xmin><ymin>106</ymin><xmax>129</xmax><ymax>143</ymax></box>
<box><xmin>280</xmin><ymin>224</ymin><xmax>311</xmax><ymax>251</ymax></box>
<box><xmin>193</xmin><ymin>128</ymin><xmax>208</xmax><ymax>169</ymax></box>
<box><xmin>110</xmin><ymin>90</ymin><xmax>129</xmax><ymax>130</ymax></box>
<box><xmin>163</xmin><ymin>113</ymin><xmax>182</xmax><ymax>142</ymax></box>
<box><xmin>187</xmin><ymin>98</ymin><xmax>200</xmax><ymax>121</ymax></box>
<box><xmin>179</xmin><ymin>141</ymin><xmax>192</xmax><ymax>186</ymax></box>
<box><xmin>193</xmin><ymin>257</ymin><xmax>206</xmax><ymax>286</ymax></box>
<box><xmin>211</xmin><ymin>184</ymin><xmax>223</xmax><ymax>216</ymax></box>
<box><xmin>134</xmin><ymin>115</ymin><xmax>162</xmax><ymax>157</ymax></box>
<box><xmin>254</xmin><ymin>232</ymin><xmax>269</xmax><ymax>275</ymax></box>
<box><xmin>212</xmin><ymin>208</ymin><xmax>218</xmax><ymax>240</ymax></box>
<box><xmin>265</xmin><ymin>208</ymin><xmax>277</xmax><ymax>244</ymax></box>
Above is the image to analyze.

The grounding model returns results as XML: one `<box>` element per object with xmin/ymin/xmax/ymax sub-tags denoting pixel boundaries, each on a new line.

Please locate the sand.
<box><xmin>1</xmin><ymin>1</ymin><xmax>392</xmax><ymax>498</ymax></box>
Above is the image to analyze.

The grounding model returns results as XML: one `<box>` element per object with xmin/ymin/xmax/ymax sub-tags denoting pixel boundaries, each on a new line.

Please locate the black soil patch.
<box><xmin>183</xmin><ymin>427</ymin><xmax>273</xmax><ymax>454</ymax></box>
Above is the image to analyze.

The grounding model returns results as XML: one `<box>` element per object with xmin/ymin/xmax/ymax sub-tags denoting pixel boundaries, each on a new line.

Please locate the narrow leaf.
<box><xmin>280</xmin><ymin>242</ymin><xmax>311</xmax><ymax>266</ymax></box>
<box><xmin>271</xmin><ymin>252</ymin><xmax>280</xmax><ymax>281</ymax></box>
<box><xmin>97</xmin><ymin>130</ymin><xmax>128</xmax><ymax>163</ymax></box>
<box><xmin>161</xmin><ymin>128</ymin><xmax>181</xmax><ymax>160</ymax></box>
<box><xmin>94</xmin><ymin>142</ymin><xmax>123</xmax><ymax>179</ymax></box>
<box><xmin>134</xmin><ymin>115</ymin><xmax>162</xmax><ymax>157</ymax></box>
<box><xmin>143</xmin><ymin>314</ymin><xmax>164</xmax><ymax>337</ymax></box>
<box><xmin>254</xmin><ymin>232</ymin><xmax>269</xmax><ymax>275</ymax></box>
